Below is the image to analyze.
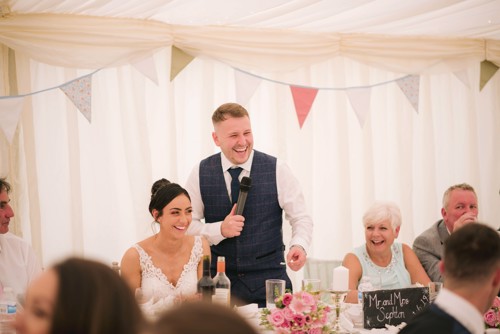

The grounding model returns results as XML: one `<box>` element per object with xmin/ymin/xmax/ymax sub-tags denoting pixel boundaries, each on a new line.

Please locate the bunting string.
<box><xmin>234</xmin><ymin>67</ymin><xmax>413</xmax><ymax>90</ymax></box>
<box><xmin>0</xmin><ymin>69</ymin><xmax>100</xmax><ymax>99</ymax></box>
<box><xmin>2</xmin><ymin>46</ymin><xmax>495</xmax><ymax>137</ymax></box>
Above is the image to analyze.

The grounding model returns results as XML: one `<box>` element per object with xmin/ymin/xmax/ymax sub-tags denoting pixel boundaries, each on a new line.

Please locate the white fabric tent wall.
<box><xmin>3</xmin><ymin>52</ymin><xmax>499</xmax><ymax>276</ymax></box>
<box><xmin>1</xmin><ymin>0</ymin><xmax>500</xmax><ymax>288</ymax></box>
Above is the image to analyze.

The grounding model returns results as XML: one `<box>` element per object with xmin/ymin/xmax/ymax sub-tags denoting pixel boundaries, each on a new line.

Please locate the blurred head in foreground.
<box><xmin>442</xmin><ymin>222</ymin><xmax>500</xmax><ymax>313</ymax></box>
<box><xmin>149</xmin><ymin>301</ymin><xmax>258</xmax><ymax>334</ymax></box>
<box><xmin>14</xmin><ymin>257</ymin><xmax>145</xmax><ymax>334</ymax></box>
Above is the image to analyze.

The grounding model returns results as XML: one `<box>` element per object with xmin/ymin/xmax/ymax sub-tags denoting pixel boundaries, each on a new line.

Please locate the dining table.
<box><xmin>235</xmin><ymin>302</ymin><xmax>405</xmax><ymax>334</ymax></box>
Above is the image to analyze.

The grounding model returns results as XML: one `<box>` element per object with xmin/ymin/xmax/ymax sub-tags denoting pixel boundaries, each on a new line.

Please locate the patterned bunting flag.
<box><xmin>396</xmin><ymin>75</ymin><xmax>420</xmax><ymax>113</ymax></box>
<box><xmin>60</xmin><ymin>75</ymin><xmax>92</xmax><ymax>122</ymax></box>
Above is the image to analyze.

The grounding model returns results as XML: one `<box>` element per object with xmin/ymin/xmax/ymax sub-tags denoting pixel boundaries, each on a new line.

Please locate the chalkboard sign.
<box><xmin>362</xmin><ymin>287</ymin><xmax>430</xmax><ymax>329</ymax></box>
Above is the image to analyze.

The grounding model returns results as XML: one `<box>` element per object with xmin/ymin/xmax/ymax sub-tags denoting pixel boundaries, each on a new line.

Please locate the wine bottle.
<box><xmin>197</xmin><ymin>255</ymin><xmax>215</xmax><ymax>302</ymax></box>
<box><xmin>212</xmin><ymin>256</ymin><xmax>231</xmax><ymax>306</ymax></box>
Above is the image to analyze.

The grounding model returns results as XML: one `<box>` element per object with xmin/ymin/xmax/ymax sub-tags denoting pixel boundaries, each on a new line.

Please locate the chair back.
<box><xmin>303</xmin><ymin>258</ymin><xmax>343</xmax><ymax>291</ymax></box>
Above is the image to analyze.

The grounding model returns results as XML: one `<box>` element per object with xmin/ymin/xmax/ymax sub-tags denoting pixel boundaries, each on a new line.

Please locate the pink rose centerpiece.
<box><xmin>484</xmin><ymin>296</ymin><xmax>500</xmax><ymax>329</ymax></box>
<box><xmin>260</xmin><ymin>291</ymin><xmax>332</xmax><ymax>334</ymax></box>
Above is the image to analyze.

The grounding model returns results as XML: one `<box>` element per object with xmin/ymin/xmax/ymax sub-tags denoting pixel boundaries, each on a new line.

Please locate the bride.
<box><xmin>121</xmin><ymin>179</ymin><xmax>211</xmax><ymax>316</ymax></box>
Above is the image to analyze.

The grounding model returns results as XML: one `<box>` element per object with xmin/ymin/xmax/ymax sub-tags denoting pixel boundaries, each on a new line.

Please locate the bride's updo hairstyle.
<box><xmin>148</xmin><ymin>178</ymin><xmax>191</xmax><ymax>220</ymax></box>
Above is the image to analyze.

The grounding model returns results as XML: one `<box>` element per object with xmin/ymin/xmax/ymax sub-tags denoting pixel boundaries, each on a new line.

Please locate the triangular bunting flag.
<box><xmin>453</xmin><ymin>69</ymin><xmax>470</xmax><ymax>89</ymax></box>
<box><xmin>346</xmin><ymin>87</ymin><xmax>372</xmax><ymax>127</ymax></box>
<box><xmin>132</xmin><ymin>55</ymin><xmax>159</xmax><ymax>85</ymax></box>
<box><xmin>290</xmin><ymin>86</ymin><xmax>318</xmax><ymax>129</ymax></box>
<box><xmin>234</xmin><ymin>69</ymin><xmax>262</xmax><ymax>106</ymax></box>
<box><xmin>396</xmin><ymin>75</ymin><xmax>420</xmax><ymax>113</ymax></box>
<box><xmin>60</xmin><ymin>75</ymin><xmax>92</xmax><ymax>122</ymax></box>
<box><xmin>170</xmin><ymin>46</ymin><xmax>194</xmax><ymax>81</ymax></box>
<box><xmin>480</xmin><ymin>60</ymin><xmax>499</xmax><ymax>91</ymax></box>
<box><xmin>0</xmin><ymin>96</ymin><xmax>25</xmax><ymax>144</ymax></box>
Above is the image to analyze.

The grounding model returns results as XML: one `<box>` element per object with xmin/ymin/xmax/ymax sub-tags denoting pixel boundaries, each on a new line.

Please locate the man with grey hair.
<box><xmin>0</xmin><ymin>177</ymin><xmax>42</xmax><ymax>297</ymax></box>
<box><xmin>413</xmin><ymin>183</ymin><xmax>478</xmax><ymax>282</ymax></box>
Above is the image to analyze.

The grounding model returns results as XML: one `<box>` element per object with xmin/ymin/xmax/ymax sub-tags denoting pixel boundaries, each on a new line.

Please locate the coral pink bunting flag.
<box><xmin>290</xmin><ymin>86</ymin><xmax>318</xmax><ymax>128</ymax></box>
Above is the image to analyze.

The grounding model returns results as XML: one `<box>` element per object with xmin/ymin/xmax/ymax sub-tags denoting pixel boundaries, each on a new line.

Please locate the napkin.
<box><xmin>384</xmin><ymin>322</ymin><xmax>406</xmax><ymax>333</ymax></box>
<box><xmin>344</xmin><ymin>303</ymin><xmax>363</xmax><ymax>327</ymax></box>
<box><xmin>339</xmin><ymin>312</ymin><xmax>356</xmax><ymax>332</ymax></box>
<box><xmin>140</xmin><ymin>295</ymin><xmax>175</xmax><ymax>319</ymax></box>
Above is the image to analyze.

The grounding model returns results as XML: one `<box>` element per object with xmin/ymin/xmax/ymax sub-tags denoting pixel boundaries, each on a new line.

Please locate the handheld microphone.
<box><xmin>235</xmin><ymin>176</ymin><xmax>252</xmax><ymax>215</ymax></box>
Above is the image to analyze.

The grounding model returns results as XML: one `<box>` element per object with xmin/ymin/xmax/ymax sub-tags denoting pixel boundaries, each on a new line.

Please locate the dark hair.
<box><xmin>211</xmin><ymin>102</ymin><xmax>249</xmax><ymax>124</ymax></box>
<box><xmin>0</xmin><ymin>177</ymin><xmax>11</xmax><ymax>193</ymax></box>
<box><xmin>50</xmin><ymin>257</ymin><xmax>144</xmax><ymax>334</ymax></box>
<box><xmin>444</xmin><ymin>223</ymin><xmax>500</xmax><ymax>283</ymax></box>
<box><xmin>151</xmin><ymin>301</ymin><xmax>258</xmax><ymax>334</ymax></box>
<box><xmin>148</xmin><ymin>178</ymin><xmax>190</xmax><ymax>219</ymax></box>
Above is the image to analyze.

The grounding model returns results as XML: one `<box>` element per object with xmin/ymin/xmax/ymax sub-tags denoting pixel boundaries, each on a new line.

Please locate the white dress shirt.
<box><xmin>0</xmin><ymin>232</ymin><xmax>42</xmax><ymax>298</ymax></box>
<box><xmin>434</xmin><ymin>288</ymin><xmax>484</xmax><ymax>334</ymax></box>
<box><xmin>185</xmin><ymin>150</ymin><xmax>313</xmax><ymax>251</ymax></box>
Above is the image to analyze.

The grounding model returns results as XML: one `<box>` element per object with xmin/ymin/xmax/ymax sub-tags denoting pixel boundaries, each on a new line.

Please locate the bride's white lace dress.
<box><xmin>133</xmin><ymin>235</ymin><xmax>203</xmax><ymax>317</ymax></box>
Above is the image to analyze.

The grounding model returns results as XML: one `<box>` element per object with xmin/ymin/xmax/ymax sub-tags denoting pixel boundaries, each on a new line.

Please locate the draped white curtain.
<box><xmin>1</xmin><ymin>5</ymin><xmax>500</xmax><ymax>287</ymax></box>
<box><xmin>3</xmin><ymin>51</ymin><xmax>500</xmax><ymax>268</ymax></box>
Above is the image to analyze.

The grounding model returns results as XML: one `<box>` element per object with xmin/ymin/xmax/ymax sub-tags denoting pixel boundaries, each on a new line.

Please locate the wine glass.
<box><xmin>302</xmin><ymin>278</ymin><xmax>321</xmax><ymax>300</ymax></box>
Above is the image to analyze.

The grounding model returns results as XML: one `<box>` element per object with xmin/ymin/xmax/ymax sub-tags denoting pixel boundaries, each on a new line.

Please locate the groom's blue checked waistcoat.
<box><xmin>199</xmin><ymin>150</ymin><xmax>289</xmax><ymax>292</ymax></box>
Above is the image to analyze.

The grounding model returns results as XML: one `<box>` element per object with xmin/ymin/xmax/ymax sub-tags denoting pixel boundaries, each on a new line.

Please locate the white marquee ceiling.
<box><xmin>6</xmin><ymin>0</ymin><xmax>500</xmax><ymax>39</ymax></box>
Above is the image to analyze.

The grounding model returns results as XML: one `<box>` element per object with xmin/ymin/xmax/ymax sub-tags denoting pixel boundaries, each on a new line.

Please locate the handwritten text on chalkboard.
<box><xmin>362</xmin><ymin>287</ymin><xmax>430</xmax><ymax>329</ymax></box>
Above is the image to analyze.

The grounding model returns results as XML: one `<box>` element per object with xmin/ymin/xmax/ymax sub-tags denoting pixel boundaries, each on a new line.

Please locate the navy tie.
<box><xmin>228</xmin><ymin>167</ymin><xmax>242</xmax><ymax>204</ymax></box>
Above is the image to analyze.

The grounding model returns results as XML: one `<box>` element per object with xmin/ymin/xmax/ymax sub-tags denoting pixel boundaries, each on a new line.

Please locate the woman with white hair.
<box><xmin>343</xmin><ymin>201</ymin><xmax>430</xmax><ymax>303</ymax></box>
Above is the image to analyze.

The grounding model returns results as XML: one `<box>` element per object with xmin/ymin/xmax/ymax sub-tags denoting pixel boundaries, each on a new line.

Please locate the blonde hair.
<box><xmin>362</xmin><ymin>201</ymin><xmax>402</xmax><ymax>232</ymax></box>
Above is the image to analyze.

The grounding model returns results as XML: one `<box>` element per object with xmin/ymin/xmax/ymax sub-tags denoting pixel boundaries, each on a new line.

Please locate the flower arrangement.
<box><xmin>260</xmin><ymin>290</ymin><xmax>332</xmax><ymax>334</ymax></box>
<box><xmin>484</xmin><ymin>296</ymin><xmax>500</xmax><ymax>329</ymax></box>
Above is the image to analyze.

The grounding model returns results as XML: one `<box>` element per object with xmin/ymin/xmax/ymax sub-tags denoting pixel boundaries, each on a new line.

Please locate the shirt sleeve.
<box><xmin>276</xmin><ymin>160</ymin><xmax>313</xmax><ymax>253</ymax></box>
<box><xmin>185</xmin><ymin>162</ymin><xmax>226</xmax><ymax>245</ymax></box>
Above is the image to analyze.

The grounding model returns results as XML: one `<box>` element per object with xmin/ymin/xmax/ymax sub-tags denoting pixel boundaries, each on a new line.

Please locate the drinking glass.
<box><xmin>428</xmin><ymin>282</ymin><xmax>443</xmax><ymax>302</ymax></box>
<box><xmin>302</xmin><ymin>278</ymin><xmax>321</xmax><ymax>299</ymax></box>
<box><xmin>266</xmin><ymin>279</ymin><xmax>285</xmax><ymax>309</ymax></box>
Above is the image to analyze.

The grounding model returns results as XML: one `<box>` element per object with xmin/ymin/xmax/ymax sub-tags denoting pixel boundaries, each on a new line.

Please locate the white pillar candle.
<box><xmin>332</xmin><ymin>265</ymin><xmax>349</xmax><ymax>291</ymax></box>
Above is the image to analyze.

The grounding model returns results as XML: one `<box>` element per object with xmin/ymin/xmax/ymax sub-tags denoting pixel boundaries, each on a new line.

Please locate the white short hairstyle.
<box><xmin>362</xmin><ymin>201</ymin><xmax>402</xmax><ymax>232</ymax></box>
